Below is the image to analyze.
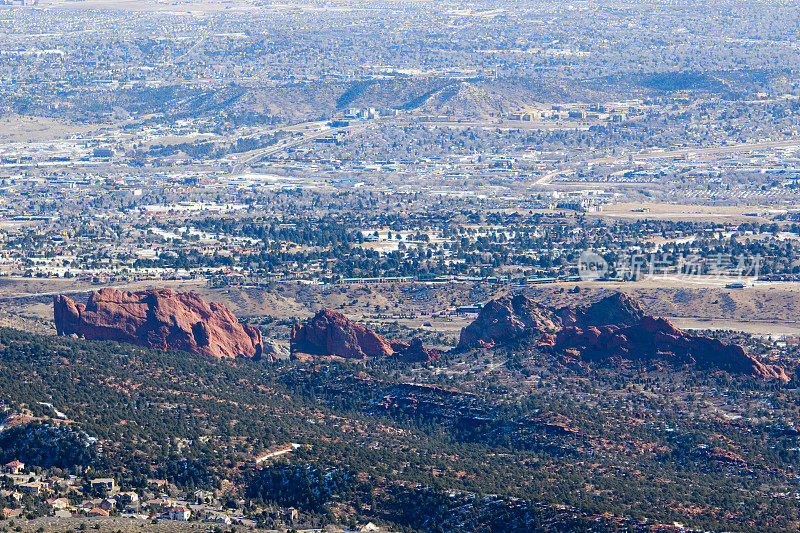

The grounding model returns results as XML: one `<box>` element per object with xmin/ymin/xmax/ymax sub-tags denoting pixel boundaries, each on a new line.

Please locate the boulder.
<box><xmin>53</xmin><ymin>288</ymin><xmax>263</xmax><ymax>360</ymax></box>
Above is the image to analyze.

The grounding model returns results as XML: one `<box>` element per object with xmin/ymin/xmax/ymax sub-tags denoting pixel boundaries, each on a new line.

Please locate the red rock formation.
<box><xmin>401</xmin><ymin>337</ymin><xmax>442</xmax><ymax>363</ymax></box>
<box><xmin>555</xmin><ymin>316</ymin><xmax>789</xmax><ymax>382</ymax></box>
<box><xmin>54</xmin><ymin>288</ymin><xmax>263</xmax><ymax>360</ymax></box>
<box><xmin>691</xmin><ymin>445</ymin><xmax>747</xmax><ymax>466</ymax></box>
<box><xmin>290</xmin><ymin>309</ymin><xmax>440</xmax><ymax>363</ymax></box>
<box><xmin>458</xmin><ymin>292</ymin><xmax>789</xmax><ymax>381</ymax></box>
<box><xmin>527</xmin><ymin>413</ymin><xmax>580</xmax><ymax>435</ymax></box>
<box><xmin>559</xmin><ymin>292</ymin><xmax>644</xmax><ymax>328</ymax></box>
<box><xmin>457</xmin><ymin>294</ymin><xmax>559</xmax><ymax>349</ymax></box>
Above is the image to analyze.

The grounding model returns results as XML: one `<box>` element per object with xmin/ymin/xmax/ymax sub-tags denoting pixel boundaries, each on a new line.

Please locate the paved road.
<box><xmin>230</xmin><ymin>120</ymin><xmax>372</xmax><ymax>174</ymax></box>
<box><xmin>0</xmin><ymin>278</ymin><xmax>206</xmax><ymax>300</ymax></box>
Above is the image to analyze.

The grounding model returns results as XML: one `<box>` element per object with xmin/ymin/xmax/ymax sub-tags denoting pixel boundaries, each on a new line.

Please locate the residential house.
<box><xmin>193</xmin><ymin>489</ymin><xmax>214</xmax><ymax>503</ymax></box>
<box><xmin>45</xmin><ymin>497</ymin><xmax>70</xmax><ymax>510</ymax></box>
<box><xmin>4</xmin><ymin>460</ymin><xmax>24</xmax><ymax>474</ymax></box>
<box><xmin>6</xmin><ymin>474</ymin><xmax>33</xmax><ymax>486</ymax></box>
<box><xmin>81</xmin><ymin>500</ymin><xmax>102</xmax><ymax>512</ymax></box>
<box><xmin>90</xmin><ymin>478</ymin><xmax>116</xmax><ymax>494</ymax></box>
<box><xmin>166</xmin><ymin>506</ymin><xmax>191</xmax><ymax>521</ymax></box>
<box><xmin>116</xmin><ymin>491</ymin><xmax>139</xmax><ymax>505</ymax></box>
<box><xmin>18</xmin><ymin>481</ymin><xmax>45</xmax><ymax>496</ymax></box>
<box><xmin>147</xmin><ymin>478</ymin><xmax>168</xmax><ymax>491</ymax></box>
<box><xmin>146</xmin><ymin>497</ymin><xmax>176</xmax><ymax>513</ymax></box>
<box><xmin>205</xmin><ymin>512</ymin><xmax>231</xmax><ymax>524</ymax></box>
<box><xmin>47</xmin><ymin>476</ymin><xmax>67</xmax><ymax>490</ymax></box>
<box><xmin>98</xmin><ymin>498</ymin><xmax>116</xmax><ymax>511</ymax></box>
<box><xmin>0</xmin><ymin>490</ymin><xmax>21</xmax><ymax>502</ymax></box>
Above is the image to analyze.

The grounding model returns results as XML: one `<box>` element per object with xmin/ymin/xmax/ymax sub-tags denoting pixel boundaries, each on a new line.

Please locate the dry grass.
<box><xmin>0</xmin><ymin>115</ymin><xmax>98</xmax><ymax>143</ymax></box>
<box><xmin>4</xmin><ymin>275</ymin><xmax>800</xmax><ymax>339</ymax></box>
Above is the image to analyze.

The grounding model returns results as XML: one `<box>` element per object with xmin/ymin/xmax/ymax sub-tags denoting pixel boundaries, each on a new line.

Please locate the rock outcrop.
<box><xmin>458</xmin><ymin>292</ymin><xmax>788</xmax><ymax>382</ymax></box>
<box><xmin>262</xmin><ymin>340</ymin><xmax>291</xmax><ymax>360</ymax></box>
<box><xmin>457</xmin><ymin>294</ymin><xmax>560</xmax><ymax>349</ymax></box>
<box><xmin>54</xmin><ymin>288</ymin><xmax>263</xmax><ymax>360</ymax></box>
<box><xmin>558</xmin><ymin>292</ymin><xmax>645</xmax><ymax>328</ymax></box>
<box><xmin>555</xmin><ymin>315</ymin><xmax>789</xmax><ymax>381</ymax></box>
<box><xmin>291</xmin><ymin>309</ymin><xmax>440</xmax><ymax>363</ymax></box>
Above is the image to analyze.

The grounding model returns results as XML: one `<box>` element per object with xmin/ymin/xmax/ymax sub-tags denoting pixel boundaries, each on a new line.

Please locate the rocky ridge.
<box><xmin>458</xmin><ymin>292</ymin><xmax>788</xmax><ymax>382</ymax></box>
<box><xmin>54</xmin><ymin>288</ymin><xmax>264</xmax><ymax>360</ymax></box>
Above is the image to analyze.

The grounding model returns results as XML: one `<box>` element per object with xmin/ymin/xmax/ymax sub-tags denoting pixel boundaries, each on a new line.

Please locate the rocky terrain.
<box><xmin>459</xmin><ymin>293</ymin><xmax>789</xmax><ymax>381</ymax></box>
<box><xmin>53</xmin><ymin>288</ymin><xmax>263</xmax><ymax>360</ymax></box>
<box><xmin>291</xmin><ymin>309</ymin><xmax>440</xmax><ymax>363</ymax></box>
<box><xmin>456</xmin><ymin>294</ymin><xmax>561</xmax><ymax>349</ymax></box>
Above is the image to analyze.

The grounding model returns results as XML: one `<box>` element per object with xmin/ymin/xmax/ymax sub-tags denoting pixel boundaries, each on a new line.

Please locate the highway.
<box><xmin>229</xmin><ymin>119</ymin><xmax>373</xmax><ymax>175</ymax></box>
